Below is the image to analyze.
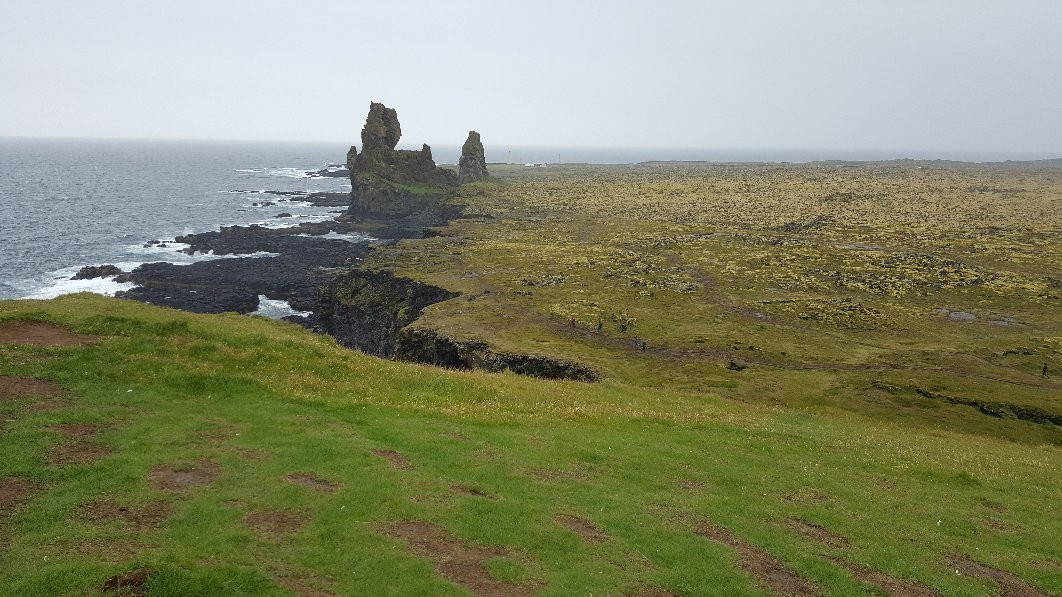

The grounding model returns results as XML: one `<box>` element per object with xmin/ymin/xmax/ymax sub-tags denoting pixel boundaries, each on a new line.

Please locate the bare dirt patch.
<box><xmin>782</xmin><ymin>489</ymin><xmax>831</xmax><ymax>505</ymax></box>
<box><xmin>529</xmin><ymin>467</ymin><xmax>589</xmax><ymax>482</ymax></box>
<box><xmin>373</xmin><ymin>448</ymin><xmax>412</xmax><ymax>470</ymax></box>
<box><xmin>244</xmin><ymin>509</ymin><xmax>309</xmax><ymax>539</ymax></box>
<box><xmin>695</xmin><ymin>520</ymin><xmax>818</xmax><ymax>596</ymax></box>
<box><xmin>103</xmin><ymin>567</ymin><xmax>153</xmax><ymax>595</ymax></box>
<box><xmin>630</xmin><ymin>587</ymin><xmax>677</xmax><ymax>597</ymax></box>
<box><xmin>380</xmin><ymin>520</ymin><xmax>540</xmax><ymax>596</ymax></box>
<box><xmin>284</xmin><ymin>472</ymin><xmax>343</xmax><ymax>493</ymax></box>
<box><xmin>982</xmin><ymin>518</ymin><xmax>1019</xmax><ymax>533</ymax></box>
<box><xmin>0</xmin><ymin>376</ymin><xmax>64</xmax><ymax>400</ymax></box>
<box><xmin>81</xmin><ymin>498</ymin><xmax>173</xmax><ymax>529</ymax></box>
<box><xmin>678</xmin><ymin>479</ymin><xmax>705</xmax><ymax>491</ymax></box>
<box><xmin>830</xmin><ymin>558</ymin><xmax>939</xmax><ymax>596</ymax></box>
<box><xmin>0</xmin><ymin>477</ymin><xmax>38</xmax><ymax>520</ymax></box>
<box><xmin>554</xmin><ymin>514</ymin><xmax>609</xmax><ymax>543</ymax></box>
<box><xmin>0</xmin><ymin>321</ymin><xmax>99</xmax><ymax>347</ymax></box>
<box><xmin>49</xmin><ymin>416</ymin><xmax>110</xmax><ymax>468</ymax></box>
<box><xmin>949</xmin><ymin>556</ymin><xmax>1047</xmax><ymax>597</ymax></box>
<box><xmin>273</xmin><ymin>573</ymin><xmax>335</xmax><ymax>597</ymax></box>
<box><xmin>27</xmin><ymin>398</ymin><xmax>69</xmax><ymax>412</ymax></box>
<box><xmin>149</xmin><ymin>460</ymin><xmax>220</xmax><ymax>491</ymax></box>
<box><xmin>452</xmin><ymin>485</ymin><xmax>497</xmax><ymax>500</ymax></box>
<box><xmin>786</xmin><ymin>518</ymin><xmax>849</xmax><ymax>549</ymax></box>
<box><xmin>50</xmin><ymin>440</ymin><xmax>112</xmax><ymax>466</ymax></box>
<box><xmin>52</xmin><ymin>422</ymin><xmax>108</xmax><ymax>438</ymax></box>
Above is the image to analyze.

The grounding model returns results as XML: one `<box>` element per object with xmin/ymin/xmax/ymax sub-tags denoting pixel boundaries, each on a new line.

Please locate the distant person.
<box><xmin>596</xmin><ymin>320</ymin><xmax>603</xmax><ymax>333</ymax></box>
<box><xmin>569</xmin><ymin>317</ymin><xmax>576</xmax><ymax>328</ymax></box>
<box><xmin>1044</xmin><ymin>363</ymin><xmax>1050</xmax><ymax>378</ymax></box>
<box><xmin>641</xmin><ymin>340</ymin><xmax>647</xmax><ymax>352</ymax></box>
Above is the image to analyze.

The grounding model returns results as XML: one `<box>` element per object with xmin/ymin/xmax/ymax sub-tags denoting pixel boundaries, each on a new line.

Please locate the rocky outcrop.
<box><xmin>314</xmin><ymin>269</ymin><xmax>458</xmax><ymax>357</ymax></box>
<box><xmin>313</xmin><ymin>270</ymin><xmax>598</xmax><ymax>381</ymax></box>
<box><xmin>348</xmin><ymin>102</ymin><xmax>457</xmax><ymax>219</ymax></box>
<box><xmin>458</xmin><ymin>131</ymin><xmax>488</xmax><ymax>183</ymax></box>
<box><xmin>397</xmin><ymin>328</ymin><xmax>598</xmax><ymax>381</ymax></box>
<box><xmin>71</xmin><ymin>265</ymin><xmax>125</xmax><ymax>280</ymax></box>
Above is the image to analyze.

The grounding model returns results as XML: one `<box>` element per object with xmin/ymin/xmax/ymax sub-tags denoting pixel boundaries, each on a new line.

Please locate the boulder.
<box><xmin>458</xmin><ymin>131</ymin><xmax>488</xmax><ymax>183</ymax></box>
<box><xmin>71</xmin><ymin>265</ymin><xmax>125</xmax><ymax>280</ymax></box>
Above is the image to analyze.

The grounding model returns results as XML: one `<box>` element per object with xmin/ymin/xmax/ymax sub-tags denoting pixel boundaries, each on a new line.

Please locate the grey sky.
<box><xmin>2</xmin><ymin>0</ymin><xmax>1060</xmax><ymax>153</ymax></box>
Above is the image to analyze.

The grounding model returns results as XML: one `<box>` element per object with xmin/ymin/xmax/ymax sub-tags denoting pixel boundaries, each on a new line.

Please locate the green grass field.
<box><xmin>1</xmin><ymin>161</ymin><xmax>1060</xmax><ymax>595</ymax></box>
<box><xmin>1</xmin><ymin>294</ymin><xmax>1058</xmax><ymax>595</ymax></box>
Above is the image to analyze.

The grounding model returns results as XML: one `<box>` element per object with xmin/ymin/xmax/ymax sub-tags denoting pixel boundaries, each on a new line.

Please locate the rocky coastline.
<box><xmin>83</xmin><ymin>102</ymin><xmax>594</xmax><ymax>381</ymax></box>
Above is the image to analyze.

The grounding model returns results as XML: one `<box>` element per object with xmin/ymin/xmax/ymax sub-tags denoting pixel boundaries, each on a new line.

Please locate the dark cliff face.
<box><xmin>314</xmin><ymin>269</ymin><xmax>458</xmax><ymax>358</ymax></box>
<box><xmin>313</xmin><ymin>270</ymin><xmax>599</xmax><ymax>381</ymax></box>
<box><xmin>458</xmin><ymin>131</ymin><xmax>489</xmax><ymax>184</ymax></box>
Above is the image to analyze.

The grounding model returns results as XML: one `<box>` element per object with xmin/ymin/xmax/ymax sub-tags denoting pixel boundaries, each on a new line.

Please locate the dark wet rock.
<box><xmin>118</xmin><ymin>227</ymin><xmax>370</xmax><ymax>314</ymax></box>
<box><xmin>916</xmin><ymin>388</ymin><xmax>1061</xmax><ymax>425</ymax></box>
<box><xmin>458</xmin><ymin>130</ymin><xmax>489</xmax><ymax>183</ymax></box>
<box><xmin>727</xmin><ymin>358</ymin><xmax>749</xmax><ymax>371</ymax></box>
<box><xmin>274</xmin><ymin>212</ymin><xmax>292</xmax><ymax>219</ymax></box>
<box><xmin>71</xmin><ymin>265</ymin><xmax>125</xmax><ymax>280</ymax></box>
<box><xmin>306</xmin><ymin>167</ymin><xmax>349</xmax><ymax>178</ymax></box>
<box><xmin>397</xmin><ymin>328</ymin><xmax>598</xmax><ymax>381</ymax></box>
<box><xmin>314</xmin><ymin>269</ymin><xmax>457</xmax><ymax>357</ymax></box>
<box><xmin>312</xmin><ymin>269</ymin><xmax>597</xmax><ymax>381</ymax></box>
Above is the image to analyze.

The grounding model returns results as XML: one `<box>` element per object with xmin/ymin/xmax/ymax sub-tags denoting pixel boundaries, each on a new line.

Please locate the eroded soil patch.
<box><xmin>81</xmin><ymin>498</ymin><xmax>173</xmax><ymax>529</ymax></box>
<box><xmin>245</xmin><ymin>509</ymin><xmax>309</xmax><ymax>539</ymax></box>
<box><xmin>373</xmin><ymin>449</ymin><xmax>412</xmax><ymax>470</ymax></box>
<box><xmin>452</xmin><ymin>485</ymin><xmax>497</xmax><ymax>500</ymax></box>
<box><xmin>832</xmin><ymin>558</ymin><xmax>938</xmax><ymax>597</ymax></box>
<box><xmin>149</xmin><ymin>460</ymin><xmax>220</xmax><ymax>491</ymax></box>
<box><xmin>949</xmin><ymin>556</ymin><xmax>1047</xmax><ymax>597</ymax></box>
<box><xmin>274</xmin><ymin>574</ymin><xmax>335</xmax><ymax>597</ymax></box>
<box><xmin>0</xmin><ymin>321</ymin><xmax>99</xmax><ymax>346</ymax></box>
<box><xmin>380</xmin><ymin>520</ymin><xmax>540</xmax><ymax>596</ymax></box>
<box><xmin>0</xmin><ymin>477</ymin><xmax>38</xmax><ymax>521</ymax></box>
<box><xmin>103</xmin><ymin>567</ymin><xmax>154</xmax><ymax>595</ymax></box>
<box><xmin>0</xmin><ymin>376</ymin><xmax>64</xmax><ymax>400</ymax></box>
<box><xmin>786</xmin><ymin>518</ymin><xmax>849</xmax><ymax>549</ymax></box>
<box><xmin>695</xmin><ymin>520</ymin><xmax>818</xmax><ymax>596</ymax></box>
<box><xmin>284</xmin><ymin>472</ymin><xmax>343</xmax><ymax>493</ymax></box>
<box><xmin>530</xmin><ymin>467</ymin><xmax>589</xmax><ymax>482</ymax></box>
<box><xmin>52</xmin><ymin>422</ymin><xmax>109</xmax><ymax>438</ymax></box>
<box><xmin>555</xmin><ymin>514</ymin><xmax>609</xmax><ymax>543</ymax></box>
<box><xmin>50</xmin><ymin>440</ymin><xmax>112</xmax><ymax>466</ymax></box>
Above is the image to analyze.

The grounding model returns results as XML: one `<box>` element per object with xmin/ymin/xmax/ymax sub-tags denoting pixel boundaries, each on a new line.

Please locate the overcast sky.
<box><xmin>2</xmin><ymin>1</ymin><xmax>1060</xmax><ymax>154</ymax></box>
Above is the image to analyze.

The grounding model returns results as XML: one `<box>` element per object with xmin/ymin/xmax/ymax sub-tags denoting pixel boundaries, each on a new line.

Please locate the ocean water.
<box><xmin>0</xmin><ymin>138</ymin><xmax>351</xmax><ymax>299</ymax></box>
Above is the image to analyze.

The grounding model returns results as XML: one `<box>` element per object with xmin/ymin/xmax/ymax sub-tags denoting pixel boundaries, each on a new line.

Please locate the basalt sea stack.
<box><xmin>346</xmin><ymin>102</ymin><xmax>457</xmax><ymax>219</ymax></box>
<box><xmin>458</xmin><ymin>131</ymin><xmax>489</xmax><ymax>183</ymax></box>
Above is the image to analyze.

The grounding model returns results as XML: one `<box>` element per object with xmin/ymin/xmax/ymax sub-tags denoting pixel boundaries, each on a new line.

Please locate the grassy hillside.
<box><xmin>1</xmin><ymin>294</ymin><xmax>1059</xmax><ymax>595</ymax></box>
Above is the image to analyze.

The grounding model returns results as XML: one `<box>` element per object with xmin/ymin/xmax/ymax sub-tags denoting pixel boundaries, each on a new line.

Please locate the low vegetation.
<box><xmin>1</xmin><ymin>160</ymin><xmax>1060</xmax><ymax>595</ymax></box>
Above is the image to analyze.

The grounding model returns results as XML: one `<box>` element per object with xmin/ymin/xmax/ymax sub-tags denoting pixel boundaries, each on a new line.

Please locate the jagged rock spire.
<box><xmin>458</xmin><ymin>131</ymin><xmax>488</xmax><ymax>183</ymax></box>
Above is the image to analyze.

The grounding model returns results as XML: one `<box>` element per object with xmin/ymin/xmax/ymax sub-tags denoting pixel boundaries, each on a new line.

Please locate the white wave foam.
<box><xmin>295</xmin><ymin>231</ymin><xmax>374</xmax><ymax>242</ymax></box>
<box><xmin>23</xmin><ymin>270</ymin><xmax>137</xmax><ymax>300</ymax></box>
<box><xmin>251</xmin><ymin>296</ymin><xmax>312</xmax><ymax>320</ymax></box>
<box><xmin>234</xmin><ymin>167</ymin><xmax>309</xmax><ymax>178</ymax></box>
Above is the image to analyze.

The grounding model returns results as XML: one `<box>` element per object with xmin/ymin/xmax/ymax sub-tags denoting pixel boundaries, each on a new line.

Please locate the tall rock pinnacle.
<box><xmin>361</xmin><ymin>102</ymin><xmax>402</xmax><ymax>151</ymax></box>
<box><xmin>458</xmin><ymin>131</ymin><xmax>488</xmax><ymax>184</ymax></box>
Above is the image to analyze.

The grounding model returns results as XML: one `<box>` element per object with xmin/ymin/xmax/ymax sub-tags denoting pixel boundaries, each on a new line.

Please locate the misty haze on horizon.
<box><xmin>2</xmin><ymin>0</ymin><xmax>1061</xmax><ymax>158</ymax></box>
